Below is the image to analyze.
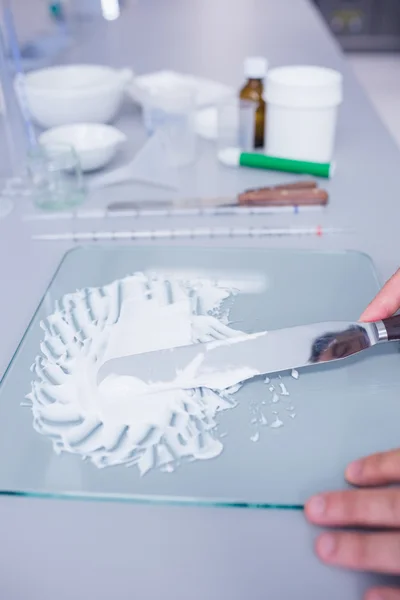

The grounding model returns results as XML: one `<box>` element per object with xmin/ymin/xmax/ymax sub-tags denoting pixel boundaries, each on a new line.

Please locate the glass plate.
<box><xmin>0</xmin><ymin>245</ymin><xmax>399</xmax><ymax>509</ymax></box>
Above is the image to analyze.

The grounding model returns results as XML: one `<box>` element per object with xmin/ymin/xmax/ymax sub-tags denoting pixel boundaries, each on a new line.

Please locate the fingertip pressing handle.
<box><xmin>382</xmin><ymin>314</ymin><xmax>400</xmax><ymax>341</ymax></box>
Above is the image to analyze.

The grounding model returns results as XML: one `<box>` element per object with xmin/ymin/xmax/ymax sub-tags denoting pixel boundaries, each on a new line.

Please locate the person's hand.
<box><xmin>305</xmin><ymin>450</ymin><xmax>400</xmax><ymax>599</ymax></box>
<box><xmin>304</xmin><ymin>269</ymin><xmax>400</xmax><ymax>599</ymax></box>
<box><xmin>361</xmin><ymin>269</ymin><xmax>400</xmax><ymax>322</ymax></box>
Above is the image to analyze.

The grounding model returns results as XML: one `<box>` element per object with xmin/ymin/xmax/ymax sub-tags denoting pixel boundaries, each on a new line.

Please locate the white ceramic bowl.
<box><xmin>18</xmin><ymin>65</ymin><xmax>133</xmax><ymax>129</ymax></box>
<box><xmin>39</xmin><ymin>123</ymin><xmax>128</xmax><ymax>172</ymax></box>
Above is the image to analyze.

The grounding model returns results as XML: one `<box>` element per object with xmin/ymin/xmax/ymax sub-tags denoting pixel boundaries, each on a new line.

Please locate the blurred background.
<box><xmin>314</xmin><ymin>0</ymin><xmax>400</xmax><ymax>146</ymax></box>
<box><xmin>314</xmin><ymin>0</ymin><xmax>400</xmax><ymax>51</ymax></box>
<box><xmin>6</xmin><ymin>0</ymin><xmax>400</xmax><ymax>149</ymax></box>
<box><xmin>2</xmin><ymin>0</ymin><xmax>400</xmax><ymax>170</ymax></box>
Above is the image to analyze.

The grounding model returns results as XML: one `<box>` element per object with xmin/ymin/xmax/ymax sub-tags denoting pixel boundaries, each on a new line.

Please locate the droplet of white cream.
<box><xmin>279</xmin><ymin>382</ymin><xmax>290</xmax><ymax>396</ymax></box>
<box><xmin>250</xmin><ymin>432</ymin><xmax>260</xmax><ymax>443</ymax></box>
<box><xmin>161</xmin><ymin>464</ymin><xmax>175</xmax><ymax>473</ymax></box>
<box><xmin>291</xmin><ymin>369</ymin><xmax>299</xmax><ymax>380</ymax></box>
<box><xmin>272</xmin><ymin>393</ymin><xmax>279</xmax><ymax>404</ymax></box>
<box><xmin>259</xmin><ymin>413</ymin><xmax>268</xmax><ymax>426</ymax></box>
<box><xmin>270</xmin><ymin>417</ymin><xmax>284</xmax><ymax>429</ymax></box>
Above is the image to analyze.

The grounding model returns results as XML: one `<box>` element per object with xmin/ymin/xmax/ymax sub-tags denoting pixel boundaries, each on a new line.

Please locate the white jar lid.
<box><xmin>266</xmin><ymin>66</ymin><xmax>343</xmax><ymax>108</ymax></box>
<box><xmin>244</xmin><ymin>57</ymin><xmax>268</xmax><ymax>80</ymax></box>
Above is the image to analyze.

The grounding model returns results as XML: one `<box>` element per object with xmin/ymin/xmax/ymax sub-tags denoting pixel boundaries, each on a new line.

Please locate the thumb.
<box><xmin>360</xmin><ymin>269</ymin><xmax>400</xmax><ymax>322</ymax></box>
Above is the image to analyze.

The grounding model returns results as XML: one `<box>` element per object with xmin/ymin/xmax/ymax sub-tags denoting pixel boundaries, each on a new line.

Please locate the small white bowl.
<box><xmin>18</xmin><ymin>65</ymin><xmax>133</xmax><ymax>129</ymax></box>
<box><xmin>39</xmin><ymin>123</ymin><xmax>127</xmax><ymax>172</ymax></box>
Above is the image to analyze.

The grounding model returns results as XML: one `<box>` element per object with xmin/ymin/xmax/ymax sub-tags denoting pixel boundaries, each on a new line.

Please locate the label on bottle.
<box><xmin>238</xmin><ymin>99</ymin><xmax>256</xmax><ymax>152</ymax></box>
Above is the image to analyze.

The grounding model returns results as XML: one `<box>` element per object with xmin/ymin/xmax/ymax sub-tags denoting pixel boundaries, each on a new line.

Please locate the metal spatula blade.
<box><xmin>96</xmin><ymin>318</ymin><xmax>393</xmax><ymax>388</ymax></box>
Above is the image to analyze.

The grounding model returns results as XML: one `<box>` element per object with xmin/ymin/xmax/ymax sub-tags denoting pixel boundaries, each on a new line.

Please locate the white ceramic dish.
<box><xmin>18</xmin><ymin>65</ymin><xmax>133</xmax><ymax>129</ymax></box>
<box><xmin>39</xmin><ymin>123</ymin><xmax>127</xmax><ymax>172</ymax></box>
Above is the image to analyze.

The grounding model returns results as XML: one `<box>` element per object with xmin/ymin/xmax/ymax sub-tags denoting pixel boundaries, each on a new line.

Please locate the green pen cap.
<box><xmin>240</xmin><ymin>152</ymin><xmax>333</xmax><ymax>178</ymax></box>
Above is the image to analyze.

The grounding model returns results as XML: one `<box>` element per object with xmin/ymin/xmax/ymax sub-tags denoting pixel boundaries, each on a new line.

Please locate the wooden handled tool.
<box><xmin>238</xmin><ymin>187</ymin><xmax>328</xmax><ymax>206</ymax></box>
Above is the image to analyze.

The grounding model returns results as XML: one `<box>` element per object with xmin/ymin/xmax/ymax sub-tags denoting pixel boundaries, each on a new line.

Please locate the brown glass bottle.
<box><xmin>239</xmin><ymin>57</ymin><xmax>267</xmax><ymax>149</ymax></box>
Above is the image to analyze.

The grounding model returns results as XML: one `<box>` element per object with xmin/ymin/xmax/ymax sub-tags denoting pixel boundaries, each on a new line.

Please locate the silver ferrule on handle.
<box><xmin>375</xmin><ymin>320</ymin><xmax>388</xmax><ymax>342</ymax></box>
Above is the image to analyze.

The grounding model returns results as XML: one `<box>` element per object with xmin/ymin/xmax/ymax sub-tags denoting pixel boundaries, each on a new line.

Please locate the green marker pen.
<box><xmin>218</xmin><ymin>148</ymin><xmax>334</xmax><ymax>179</ymax></box>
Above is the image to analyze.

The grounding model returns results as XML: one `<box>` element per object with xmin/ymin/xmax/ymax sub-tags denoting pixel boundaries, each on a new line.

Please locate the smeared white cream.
<box><xmin>28</xmin><ymin>271</ymin><xmax>302</xmax><ymax>471</ymax></box>
<box><xmin>271</xmin><ymin>416</ymin><xmax>284</xmax><ymax>429</ymax></box>
<box><xmin>28</xmin><ymin>272</ymin><xmax>262</xmax><ymax>475</ymax></box>
<box><xmin>146</xmin><ymin>268</ymin><xmax>268</xmax><ymax>294</ymax></box>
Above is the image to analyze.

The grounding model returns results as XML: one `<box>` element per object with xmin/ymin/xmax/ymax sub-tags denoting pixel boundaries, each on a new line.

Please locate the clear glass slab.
<box><xmin>0</xmin><ymin>245</ymin><xmax>399</xmax><ymax>509</ymax></box>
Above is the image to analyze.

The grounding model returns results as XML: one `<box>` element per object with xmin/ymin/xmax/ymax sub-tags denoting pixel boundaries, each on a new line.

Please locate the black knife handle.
<box><xmin>382</xmin><ymin>315</ymin><xmax>400</xmax><ymax>341</ymax></box>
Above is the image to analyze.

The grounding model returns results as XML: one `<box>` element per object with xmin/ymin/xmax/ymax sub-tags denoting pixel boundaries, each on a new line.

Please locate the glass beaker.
<box><xmin>28</xmin><ymin>143</ymin><xmax>86</xmax><ymax>211</ymax></box>
<box><xmin>143</xmin><ymin>85</ymin><xmax>197</xmax><ymax>168</ymax></box>
<box><xmin>217</xmin><ymin>96</ymin><xmax>256</xmax><ymax>152</ymax></box>
<box><xmin>0</xmin><ymin>3</ymin><xmax>35</xmax><ymax>217</ymax></box>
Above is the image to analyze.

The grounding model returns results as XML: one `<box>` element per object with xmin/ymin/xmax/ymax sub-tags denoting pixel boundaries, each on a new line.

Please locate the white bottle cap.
<box><xmin>244</xmin><ymin>57</ymin><xmax>268</xmax><ymax>80</ymax></box>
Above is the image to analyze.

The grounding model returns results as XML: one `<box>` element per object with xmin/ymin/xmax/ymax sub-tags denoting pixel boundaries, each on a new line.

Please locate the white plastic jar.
<box><xmin>265</xmin><ymin>66</ymin><xmax>343</xmax><ymax>163</ymax></box>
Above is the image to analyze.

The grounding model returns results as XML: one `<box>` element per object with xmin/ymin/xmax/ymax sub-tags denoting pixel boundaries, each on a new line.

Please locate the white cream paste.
<box><xmin>271</xmin><ymin>417</ymin><xmax>284</xmax><ymax>429</ymax></box>
<box><xmin>250</xmin><ymin>371</ymin><xmax>298</xmax><ymax>440</ymax></box>
<box><xmin>27</xmin><ymin>272</ymin><xmax>257</xmax><ymax>475</ymax></box>
<box><xmin>279</xmin><ymin>382</ymin><xmax>290</xmax><ymax>396</ymax></box>
<box><xmin>259</xmin><ymin>413</ymin><xmax>268</xmax><ymax>426</ymax></box>
<box><xmin>28</xmin><ymin>271</ymin><xmax>301</xmax><ymax>473</ymax></box>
